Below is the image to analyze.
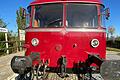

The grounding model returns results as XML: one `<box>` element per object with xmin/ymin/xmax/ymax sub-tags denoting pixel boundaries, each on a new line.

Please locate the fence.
<box><xmin>0</xmin><ymin>41</ymin><xmax>24</xmax><ymax>56</ymax></box>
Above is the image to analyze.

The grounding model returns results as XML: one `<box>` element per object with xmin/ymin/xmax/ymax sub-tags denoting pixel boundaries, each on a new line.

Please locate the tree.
<box><xmin>16</xmin><ymin>7</ymin><xmax>26</xmax><ymax>51</ymax></box>
<box><xmin>0</xmin><ymin>18</ymin><xmax>7</xmax><ymax>41</ymax></box>
<box><xmin>0</xmin><ymin>18</ymin><xmax>7</xmax><ymax>28</ymax></box>
<box><xmin>0</xmin><ymin>18</ymin><xmax>7</xmax><ymax>55</ymax></box>
<box><xmin>116</xmin><ymin>36</ymin><xmax>120</xmax><ymax>41</ymax></box>
<box><xmin>108</xmin><ymin>26</ymin><xmax>115</xmax><ymax>39</ymax></box>
<box><xmin>16</xmin><ymin>7</ymin><xmax>26</xmax><ymax>30</ymax></box>
<box><xmin>0</xmin><ymin>18</ymin><xmax>19</xmax><ymax>55</ymax></box>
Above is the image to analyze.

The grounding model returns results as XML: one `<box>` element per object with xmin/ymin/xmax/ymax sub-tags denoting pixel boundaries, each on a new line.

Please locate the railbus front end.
<box><xmin>11</xmin><ymin>0</ymin><xmax>109</xmax><ymax>79</ymax></box>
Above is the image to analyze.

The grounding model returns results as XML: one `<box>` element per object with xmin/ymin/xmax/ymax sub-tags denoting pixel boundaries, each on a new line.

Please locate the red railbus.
<box><xmin>11</xmin><ymin>0</ymin><xmax>110</xmax><ymax>80</ymax></box>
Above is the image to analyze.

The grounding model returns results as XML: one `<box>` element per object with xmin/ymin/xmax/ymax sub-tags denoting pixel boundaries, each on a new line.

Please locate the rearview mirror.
<box><xmin>105</xmin><ymin>8</ymin><xmax>110</xmax><ymax>20</ymax></box>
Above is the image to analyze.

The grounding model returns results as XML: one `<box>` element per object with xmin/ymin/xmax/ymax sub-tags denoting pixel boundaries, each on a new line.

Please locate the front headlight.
<box><xmin>91</xmin><ymin>39</ymin><xmax>99</xmax><ymax>48</ymax></box>
<box><xmin>31</xmin><ymin>38</ymin><xmax>39</xmax><ymax>46</ymax></box>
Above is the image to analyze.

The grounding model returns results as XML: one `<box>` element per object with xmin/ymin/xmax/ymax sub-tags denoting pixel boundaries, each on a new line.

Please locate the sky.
<box><xmin>0</xmin><ymin>0</ymin><xmax>120</xmax><ymax>36</ymax></box>
<box><xmin>0</xmin><ymin>0</ymin><xmax>32</xmax><ymax>32</ymax></box>
<box><xmin>103</xmin><ymin>0</ymin><xmax>120</xmax><ymax>36</ymax></box>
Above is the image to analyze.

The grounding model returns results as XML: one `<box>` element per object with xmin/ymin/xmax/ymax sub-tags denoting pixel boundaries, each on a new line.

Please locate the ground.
<box><xmin>0</xmin><ymin>51</ymin><xmax>120</xmax><ymax>80</ymax></box>
<box><xmin>0</xmin><ymin>51</ymin><xmax>24</xmax><ymax>80</ymax></box>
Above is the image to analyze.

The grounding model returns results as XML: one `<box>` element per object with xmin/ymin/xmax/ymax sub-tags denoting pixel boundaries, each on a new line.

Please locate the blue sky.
<box><xmin>103</xmin><ymin>0</ymin><xmax>120</xmax><ymax>36</ymax></box>
<box><xmin>0</xmin><ymin>0</ymin><xmax>32</xmax><ymax>32</ymax></box>
<box><xmin>0</xmin><ymin>0</ymin><xmax>120</xmax><ymax>36</ymax></box>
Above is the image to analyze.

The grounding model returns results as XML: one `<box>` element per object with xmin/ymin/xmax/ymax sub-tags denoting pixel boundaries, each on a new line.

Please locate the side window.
<box><xmin>26</xmin><ymin>14</ymin><xmax>30</xmax><ymax>28</ymax></box>
<box><xmin>100</xmin><ymin>6</ymin><xmax>106</xmax><ymax>27</ymax></box>
<box><xmin>26</xmin><ymin>7</ymin><xmax>31</xmax><ymax>28</ymax></box>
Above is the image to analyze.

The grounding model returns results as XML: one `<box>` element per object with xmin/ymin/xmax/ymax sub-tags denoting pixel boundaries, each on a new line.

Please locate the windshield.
<box><xmin>33</xmin><ymin>4</ymin><xmax>63</xmax><ymax>28</ymax></box>
<box><xmin>66</xmin><ymin>3</ymin><xmax>98</xmax><ymax>28</ymax></box>
<box><xmin>33</xmin><ymin>3</ymin><xmax>98</xmax><ymax>28</ymax></box>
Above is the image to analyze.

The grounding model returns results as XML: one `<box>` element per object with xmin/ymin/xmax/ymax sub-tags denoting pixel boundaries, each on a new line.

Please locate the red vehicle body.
<box><xmin>11</xmin><ymin>0</ymin><xmax>107</xmax><ymax>79</ymax></box>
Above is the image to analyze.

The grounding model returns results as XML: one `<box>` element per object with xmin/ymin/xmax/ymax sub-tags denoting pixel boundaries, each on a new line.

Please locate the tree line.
<box><xmin>0</xmin><ymin>7</ymin><xmax>26</xmax><ymax>56</ymax></box>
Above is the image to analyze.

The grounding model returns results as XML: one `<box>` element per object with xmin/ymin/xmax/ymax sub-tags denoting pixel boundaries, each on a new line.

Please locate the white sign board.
<box><xmin>19</xmin><ymin>29</ymin><xmax>25</xmax><ymax>41</ymax></box>
<box><xmin>0</xmin><ymin>27</ymin><xmax>9</xmax><ymax>54</ymax></box>
<box><xmin>0</xmin><ymin>28</ymin><xmax>8</xmax><ymax>33</ymax></box>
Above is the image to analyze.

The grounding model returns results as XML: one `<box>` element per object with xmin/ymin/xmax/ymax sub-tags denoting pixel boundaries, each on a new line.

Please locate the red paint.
<box><xmin>30</xmin><ymin>0</ymin><xmax>102</xmax><ymax>5</ymax></box>
<box><xmin>25</xmin><ymin>0</ymin><xmax>106</xmax><ymax>69</ymax></box>
<box><xmin>25</xmin><ymin>30</ymin><xmax>106</xmax><ymax>68</ymax></box>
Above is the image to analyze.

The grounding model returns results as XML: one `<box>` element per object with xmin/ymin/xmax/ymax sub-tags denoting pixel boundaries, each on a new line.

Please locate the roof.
<box><xmin>30</xmin><ymin>0</ymin><xmax>103</xmax><ymax>5</ymax></box>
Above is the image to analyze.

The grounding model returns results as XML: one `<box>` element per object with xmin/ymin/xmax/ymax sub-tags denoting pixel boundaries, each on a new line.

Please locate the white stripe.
<box><xmin>66</xmin><ymin>28</ymin><xmax>106</xmax><ymax>32</ymax></box>
<box><xmin>26</xmin><ymin>28</ymin><xmax>106</xmax><ymax>32</ymax></box>
<box><xmin>26</xmin><ymin>28</ymin><xmax>62</xmax><ymax>32</ymax></box>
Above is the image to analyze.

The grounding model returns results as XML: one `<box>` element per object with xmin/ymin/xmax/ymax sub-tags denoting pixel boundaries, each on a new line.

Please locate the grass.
<box><xmin>106</xmin><ymin>47</ymin><xmax>120</xmax><ymax>55</ymax></box>
<box><xmin>107</xmin><ymin>47</ymin><xmax>120</xmax><ymax>53</ymax></box>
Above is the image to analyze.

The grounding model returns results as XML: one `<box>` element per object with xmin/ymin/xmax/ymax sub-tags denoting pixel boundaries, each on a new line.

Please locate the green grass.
<box><xmin>107</xmin><ymin>47</ymin><xmax>120</xmax><ymax>52</ymax></box>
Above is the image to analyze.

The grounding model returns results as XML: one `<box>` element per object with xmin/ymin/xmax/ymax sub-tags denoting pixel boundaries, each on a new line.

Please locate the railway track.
<box><xmin>1</xmin><ymin>51</ymin><xmax>120</xmax><ymax>80</ymax></box>
<box><xmin>13</xmin><ymin>73</ymin><xmax>103</xmax><ymax>80</ymax></box>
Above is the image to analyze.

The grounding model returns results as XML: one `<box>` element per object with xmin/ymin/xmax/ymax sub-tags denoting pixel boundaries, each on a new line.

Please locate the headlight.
<box><xmin>91</xmin><ymin>39</ymin><xmax>99</xmax><ymax>48</ymax></box>
<box><xmin>31</xmin><ymin>38</ymin><xmax>39</xmax><ymax>46</ymax></box>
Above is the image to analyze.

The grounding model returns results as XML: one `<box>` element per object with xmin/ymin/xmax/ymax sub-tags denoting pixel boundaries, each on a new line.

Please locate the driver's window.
<box><xmin>33</xmin><ymin>4</ymin><xmax>63</xmax><ymax>28</ymax></box>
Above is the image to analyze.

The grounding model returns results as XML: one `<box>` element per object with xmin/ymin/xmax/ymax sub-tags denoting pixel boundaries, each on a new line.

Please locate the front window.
<box><xmin>33</xmin><ymin>4</ymin><xmax>63</xmax><ymax>28</ymax></box>
<box><xmin>33</xmin><ymin>3</ymin><xmax>99</xmax><ymax>28</ymax></box>
<box><xmin>66</xmin><ymin>3</ymin><xmax>98</xmax><ymax>28</ymax></box>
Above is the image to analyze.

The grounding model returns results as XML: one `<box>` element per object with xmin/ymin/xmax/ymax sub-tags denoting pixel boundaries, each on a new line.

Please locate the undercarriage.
<box><xmin>11</xmin><ymin>53</ymin><xmax>106</xmax><ymax>80</ymax></box>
